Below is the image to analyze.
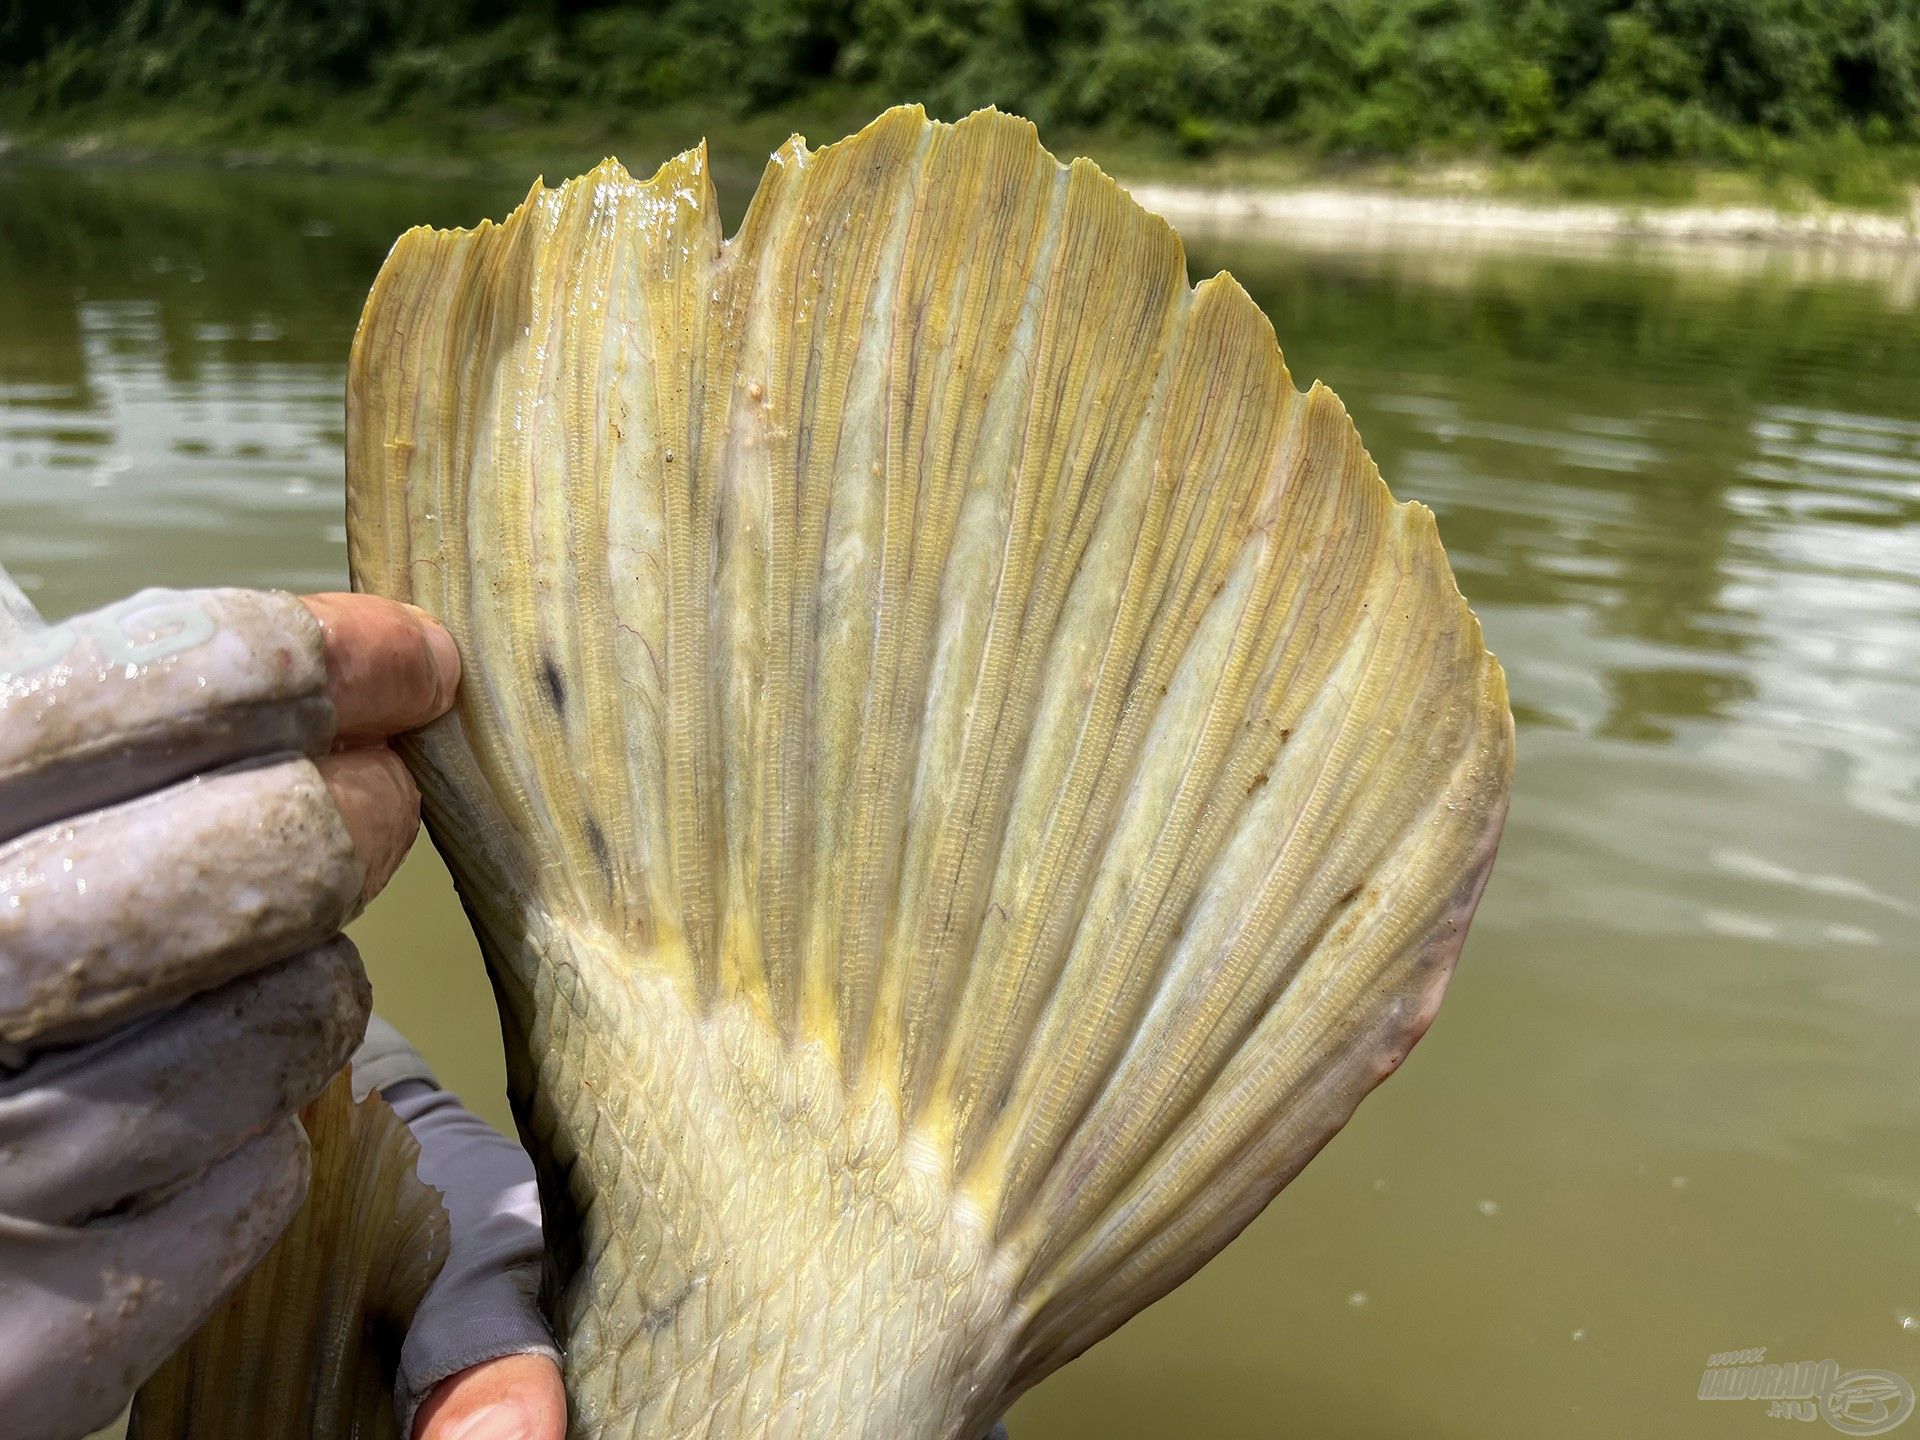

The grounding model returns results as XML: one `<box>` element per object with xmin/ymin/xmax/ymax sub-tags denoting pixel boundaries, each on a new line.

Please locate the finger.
<box><xmin>300</xmin><ymin>593</ymin><xmax>459</xmax><ymax>746</ymax></box>
<box><xmin>319</xmin><ymin>747</ymin><xmax>421</xmax><ymax>904</ymax></box>
<box><xmin>414</xmin><ymin>1353</ymin><xmax>568</xmax><ymax>1440</ymax></box>
<box><xmin>0</xmin><ymin>588</ymin><xmax>332</xmax><ymax>845</ymax></box>
<box><xmin>0</xmin><ymin>938</ymin><xmax>368</xmax><ymax>1224</ymax></box>
<box><xmin>0</xmin><ymin>1119</ymin><xmax>308</xmax><ymax>1440</ymax></box>
<box><xmin>0</xmin><ymin>756</ymin><xmax>363</xmax><ymax>1051</ymax></box>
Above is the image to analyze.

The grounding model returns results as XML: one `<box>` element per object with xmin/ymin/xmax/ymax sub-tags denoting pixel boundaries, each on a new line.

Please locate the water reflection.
<box><xmin>4</xmin><ymin>161</ymin><xmax>1916</xmax><ymax>1439</ymax></box>
<box><xmin>0</xmin><ymin>166</ymin><xmax>530</xmax><ymax>601</ymax></box>
<box><xmin>1197</xmin><ymin>236</ymin><xmax>1920</xmax><ymax>884</ymax></box>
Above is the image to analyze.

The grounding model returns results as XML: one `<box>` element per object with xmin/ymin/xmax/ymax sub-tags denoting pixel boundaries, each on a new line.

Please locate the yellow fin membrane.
<box><xmin>128</xmin><ymin>1074</ymin><xmax>449</xmax><ymax>1440</ymax></box>
<box><xmin>347</xmin><ymin>105</ymin><xmax>1513</xmax><ymax>1439</ymax></box>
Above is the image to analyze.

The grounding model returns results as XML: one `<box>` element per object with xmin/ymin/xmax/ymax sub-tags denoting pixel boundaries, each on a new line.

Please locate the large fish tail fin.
<box><xmin>347</xmin><ymin>106</ymin><xmax>1511</xmax><ymax>1434</ymax></box>
<box><xmin>129</xmin><ymin>1073</ymin><xmax>448</xmax><ymax>1439</ymax></box>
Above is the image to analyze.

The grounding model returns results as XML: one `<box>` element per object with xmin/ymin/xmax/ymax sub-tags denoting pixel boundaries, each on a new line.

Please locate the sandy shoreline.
<box><xmin>1124</xmin><ymin>180</ymin><xmax>1920</xmax><ymax>251</ymax></box>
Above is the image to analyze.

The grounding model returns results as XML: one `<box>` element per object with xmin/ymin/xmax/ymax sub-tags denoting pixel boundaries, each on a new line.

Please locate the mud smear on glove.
<box><xmin>129</xmin><ymin>1073</ymin><xmax>449</xmax><ymax>1440</ymax></box>
<box><xmin>347</xmin><ymin>105</ymin><xmax>1512</xmax><ymax>1438</ymax></box>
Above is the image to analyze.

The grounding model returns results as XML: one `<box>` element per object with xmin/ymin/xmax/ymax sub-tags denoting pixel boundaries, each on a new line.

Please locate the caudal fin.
<box><xmin>347</xmin><ymin>105</ymin><xmax>1511</xmax><ymax>1430</ymax></box>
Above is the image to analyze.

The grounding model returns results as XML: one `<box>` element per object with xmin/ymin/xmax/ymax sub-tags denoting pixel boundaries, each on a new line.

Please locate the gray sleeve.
<box><xmin>348</xmin><ymin>1013</ymin><xmax>439</xmax><ymax>1101</ymax></box>
<box><xmin>381</xmin><ymin>1077</ymin><xmax>559</xmax><ymax>1432</ymax></box>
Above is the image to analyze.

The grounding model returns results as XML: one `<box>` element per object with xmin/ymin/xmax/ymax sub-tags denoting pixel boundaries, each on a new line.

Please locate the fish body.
<box><xmin>129</xmin><ymin>1074</ymin><xmax>448</xmax><ymax>1440</ymax></box>
<box><xmin>344</xmin><ymin>105</ymin><xmax>1513</xmax><ymax>1438</ymax></box>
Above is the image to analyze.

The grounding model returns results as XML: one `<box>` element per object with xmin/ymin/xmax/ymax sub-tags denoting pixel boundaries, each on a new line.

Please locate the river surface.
<box><xmin>5</xmin><ymin>158</ymin><xmax>1916</xmax><ymax>1440</ymax></box>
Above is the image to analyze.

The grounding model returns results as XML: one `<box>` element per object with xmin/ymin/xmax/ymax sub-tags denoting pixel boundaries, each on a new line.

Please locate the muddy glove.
<box><xmin>0</xmin><ymin>567</ymin><xmax>458</xmax><ymax>1440</ymax></box>
<box><xmin>352</xmin><ymin>1018</ymin><xmax>565</xmax><ymax>1440</ymax></box>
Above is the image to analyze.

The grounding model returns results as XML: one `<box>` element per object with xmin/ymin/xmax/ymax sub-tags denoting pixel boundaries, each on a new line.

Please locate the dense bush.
<box><xmin>4</xmin><ymin>0</ymin><xmax>1918</xmax><ymax>161</ymax></box>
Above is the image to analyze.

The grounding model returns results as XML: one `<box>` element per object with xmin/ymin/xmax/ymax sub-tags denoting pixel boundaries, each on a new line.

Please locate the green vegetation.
<box><xmin>5</xmin><ymin>1</ymin><xmax>1920</xmax><ymax>208</ymax></box>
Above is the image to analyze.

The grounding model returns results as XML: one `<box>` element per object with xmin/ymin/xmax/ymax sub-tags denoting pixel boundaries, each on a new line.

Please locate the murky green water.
<box><xmin>7</xmin><ymin>159</ymin><xmax>1916</xmax><ymax>1440</ymax></box>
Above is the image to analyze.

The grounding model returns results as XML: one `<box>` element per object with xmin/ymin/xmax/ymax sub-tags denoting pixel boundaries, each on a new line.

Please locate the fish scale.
<box><xmin>530</xmin><ymin>965</ymin><xmax>1013</xmax><ymax>1437</ymax></box>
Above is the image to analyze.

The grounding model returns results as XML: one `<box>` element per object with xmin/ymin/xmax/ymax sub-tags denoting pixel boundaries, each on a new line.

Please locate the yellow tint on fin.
<box><xmin>347</xmin><ymin>105</ymin><xmax>1512</xmax><ymax>1439</ymax></box>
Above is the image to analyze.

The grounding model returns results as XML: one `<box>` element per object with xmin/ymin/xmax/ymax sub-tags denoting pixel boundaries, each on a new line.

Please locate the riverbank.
<box><xmin>6</xmin><ymin>102</ymin><xmax>1920</xmax><ymax>265</ymax></box>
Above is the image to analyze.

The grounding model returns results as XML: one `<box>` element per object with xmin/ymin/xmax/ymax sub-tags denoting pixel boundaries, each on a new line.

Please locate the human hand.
<box><xmin>0</xmin><ymin>573</ymin><xmax>458</xmax><ymax>1440</ymax></box>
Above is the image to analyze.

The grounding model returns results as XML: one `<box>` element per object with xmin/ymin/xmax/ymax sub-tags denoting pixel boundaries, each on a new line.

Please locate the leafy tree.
<box><xmin>5</xmin><ymin>0</ymin><xmax>1918</xmax><ymax>166</ymax></box>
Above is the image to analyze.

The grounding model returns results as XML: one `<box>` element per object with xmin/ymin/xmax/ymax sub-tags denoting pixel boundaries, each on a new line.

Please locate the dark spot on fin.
<box><xmin>540</xmin><ymin>656</ymin><xmax>567</xmax><ymax>715</ymax></box>
<box><xmin>583</xmin><ymin>816</ymin><xmax>612</xmax><ymax>883</ymax></box>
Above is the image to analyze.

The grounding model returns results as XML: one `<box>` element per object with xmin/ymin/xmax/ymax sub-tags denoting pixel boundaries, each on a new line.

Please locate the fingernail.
<box><xmin>445</xmin><ymin>1403</ymin><xmax>536</xmax><ymax>1440</ymax></box>
<box><xmin>405</xmin><ymin>604</ymin><xmax>462</xmax><ymax>707</ymax></box>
